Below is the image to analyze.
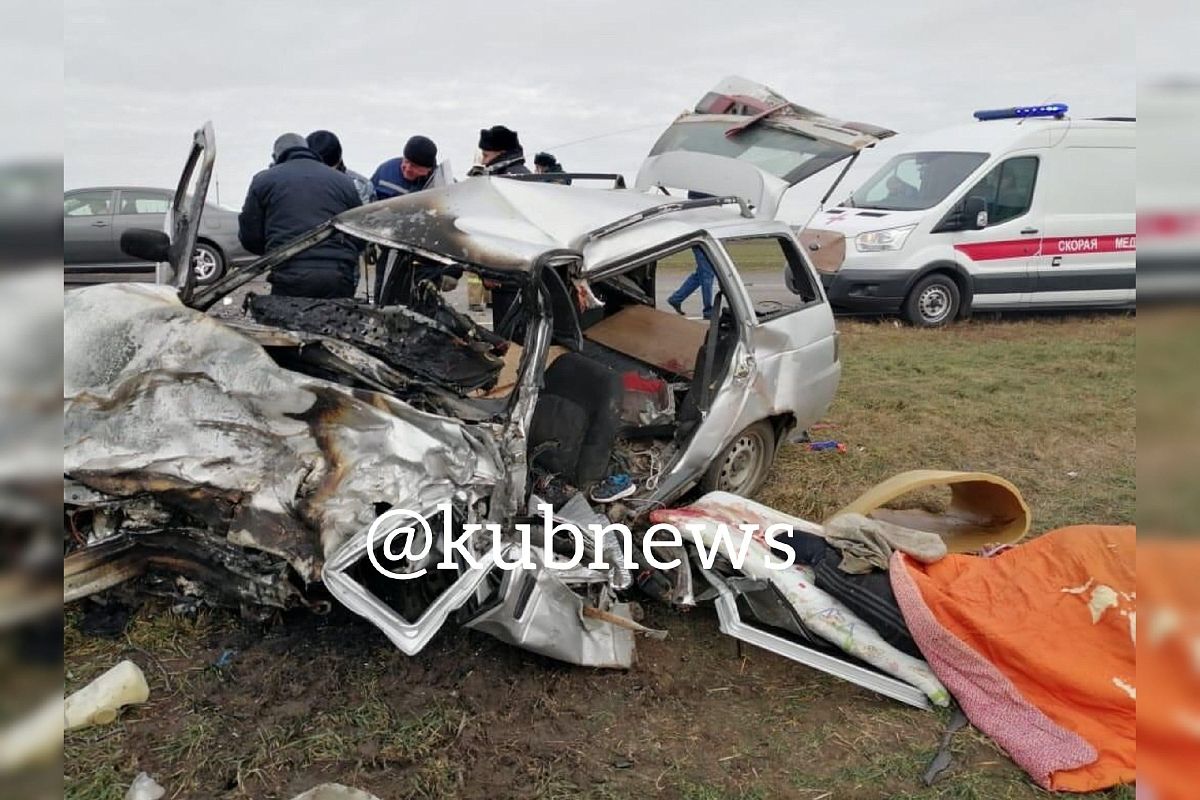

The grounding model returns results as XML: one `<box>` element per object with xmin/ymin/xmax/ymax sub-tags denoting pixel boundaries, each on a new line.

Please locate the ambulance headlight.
<box><xmin>855</xmin><ymin>225</ymin><xmax>917</xmax><ymax>252</ymax></box>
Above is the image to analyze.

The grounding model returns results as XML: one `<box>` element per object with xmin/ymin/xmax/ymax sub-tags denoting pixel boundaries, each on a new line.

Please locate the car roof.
<box><xmin>333</xmin><ymin>176</ymin><xmax>777</xmax><ymax>275</ymax></box>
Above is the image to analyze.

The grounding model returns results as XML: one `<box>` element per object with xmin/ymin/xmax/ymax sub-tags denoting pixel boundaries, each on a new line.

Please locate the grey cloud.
<box><xmin>65</xmin><ymin>0</ymin><xmax>1134</xmax><ymax>222</ymax></box>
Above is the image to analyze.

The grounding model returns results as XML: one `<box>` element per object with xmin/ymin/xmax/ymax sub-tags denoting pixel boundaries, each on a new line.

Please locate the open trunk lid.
<box><xmin>635</xmin><ymin>76</ymin><xmax>895</xmax><ymax>219</ymax></box>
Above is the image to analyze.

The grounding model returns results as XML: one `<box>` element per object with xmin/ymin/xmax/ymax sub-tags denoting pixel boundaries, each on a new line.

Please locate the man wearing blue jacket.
<box><xmin>238</xmin><ymin>133</ymin><xmax>363</xmax><ymax>298</ymax></box>
<box><xmin>370</xmin><ymin>135</ymin><xmax>438</xmax><ymax>200</ymax></box>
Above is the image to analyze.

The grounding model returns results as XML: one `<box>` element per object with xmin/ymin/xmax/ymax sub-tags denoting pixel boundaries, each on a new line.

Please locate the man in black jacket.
<box><xmin>534</xmin><ymin>151</ymin><xmax>571</xmax><ymax>184</ymax></box>
<box><xmin>468</xmin><ymin>125</ymin><xmax>529</xmax><ymax>330</ymax></box>
<box><xmin>467</xmin><ymin>125</ymin><xmax>531</xmax><ymax>177</ymax></box>
<box><xmin>238</xmin><ymin>133</ymin><xmax>363</xmax><ymax>298</ymax></box>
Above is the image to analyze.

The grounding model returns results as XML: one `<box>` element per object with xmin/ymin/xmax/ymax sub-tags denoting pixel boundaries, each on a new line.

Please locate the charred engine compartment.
<box><xmin>246</xmin><ymin>291</ymin><xmax>508</xmax><ymax>395</ymax></box>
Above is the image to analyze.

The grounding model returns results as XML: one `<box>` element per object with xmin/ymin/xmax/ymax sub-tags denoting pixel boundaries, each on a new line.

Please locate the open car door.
<box><xmin>635</xmin><ymin>77</ymin><xmax>894</xmax><ymax>219</ymax></box>
<box><xmin>119</xmin><ymin>122</ymin><xmax>215</xmax><ymax>304</ymax></box>
<box><xmin>162</xmin><ymin>122</ymin><xmax>216</xmax><ymax>301</ymax></box>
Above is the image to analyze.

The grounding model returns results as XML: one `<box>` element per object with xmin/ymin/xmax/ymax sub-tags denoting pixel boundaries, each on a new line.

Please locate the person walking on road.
<box><xmin>667</xmin><ymin>245</ymin><xmax>716</xmax><ymax>320</ymax></box>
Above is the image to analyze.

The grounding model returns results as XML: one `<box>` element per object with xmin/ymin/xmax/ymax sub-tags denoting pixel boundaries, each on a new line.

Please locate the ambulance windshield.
<box><xmin>848</xmin><ymin>151</ymin><xmax>988</xmax><ymax>211</ymax></box>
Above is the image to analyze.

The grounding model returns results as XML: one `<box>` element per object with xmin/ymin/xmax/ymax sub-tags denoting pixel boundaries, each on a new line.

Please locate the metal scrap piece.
<box><xmin>463</xmin><ymin>548</ymin><xmax>635</xmax><ymax>669</ymax></box>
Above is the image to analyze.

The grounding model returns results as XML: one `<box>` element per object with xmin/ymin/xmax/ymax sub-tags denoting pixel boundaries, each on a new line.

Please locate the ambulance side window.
<box><xmin>964</xmin><ymin>156</ymin><xmax>1039</xmax><ymax>226</ymax></box>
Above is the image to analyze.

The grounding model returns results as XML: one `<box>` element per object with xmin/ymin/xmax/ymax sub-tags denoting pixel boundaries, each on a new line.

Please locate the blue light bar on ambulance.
<box><xmin>973</xmin><ymin>103</ymin><xmax>1068</xmax><ymax>121</ymax></box>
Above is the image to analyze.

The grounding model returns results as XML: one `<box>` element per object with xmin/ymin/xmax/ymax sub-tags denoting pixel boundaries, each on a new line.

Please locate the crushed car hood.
<box><xmin>64</xmin><ymin>283</ymin><xmax>503</xmax><ymax>581</ymax></box>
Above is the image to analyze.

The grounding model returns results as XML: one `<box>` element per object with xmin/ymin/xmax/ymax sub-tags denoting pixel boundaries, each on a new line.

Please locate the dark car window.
<box><xmin>962</xmin><ymin>156</ymin><xmax>1039</xmax><ymax>226</ymax></box>
<box><xmin>722</xmin><ymin>235</ymin><xmax>821</xmax><ymax>320</ymax></box>
<box><xmin>850</xmin><ymin>151</ymin><xmax>989</xmax><ymax>211</ymax></box>
<box><xmin>117</xmin><ymin>190</ymin><xmax>171</xmax><ymax>215</ymax></box>
<box><xmin>64</xmin><ymin>191</ymin><xmax>113</xmax><ymax>217</ymax></box>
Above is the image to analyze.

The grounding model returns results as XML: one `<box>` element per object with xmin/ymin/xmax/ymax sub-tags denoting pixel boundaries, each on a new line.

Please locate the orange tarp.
<box><xmin>892</xmin><ymin>525</ymin><xmax>1135</xmax><ymax>792</ymax></box>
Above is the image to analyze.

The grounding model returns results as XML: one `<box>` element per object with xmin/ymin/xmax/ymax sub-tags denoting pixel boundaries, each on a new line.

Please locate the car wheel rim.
<box><xmin>717</xmin><ymin>432</ymin><xmax>766</xmax><ymax>494</ymax></box>
<box><xmin>192</xmin><ymin>248</ymin><xmax>218</xmax><ymax>281</ymax></box>
<box><xmin>918</xmin><ymin>285</ymin><xmax>951</xmax><ymax>323</ymax></box>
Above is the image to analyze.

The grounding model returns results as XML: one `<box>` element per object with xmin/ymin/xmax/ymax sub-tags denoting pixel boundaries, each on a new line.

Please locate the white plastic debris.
<box><xmin>64</xmin><ymin>659</ymin><xmax>150</xmax><ymax>730</ymax></box>
<box><xmin>289</xmin><ymin>785</ymin><xmax>382</xmax><ymax>800</ymax></box>
<box><xmin>125</xmin><ymin>772</ymin><xmax>166</xmax><ymax>800</ymax></box>
<box><xmin>0</xmin><ymin>694</ymin><xmax>62</xmax><ymax>772</ymax></box>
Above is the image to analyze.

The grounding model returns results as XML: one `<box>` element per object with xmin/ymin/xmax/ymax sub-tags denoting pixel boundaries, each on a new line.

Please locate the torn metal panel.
<box><xmin>322</xmin><ymin>498</ymin><xmax>501</xmax><ymax>656</ymax></box>
<box><xmin>700</xmin><ymin>568</ymin><xmax>932</xmax><ymax>710</ymax></box>
<box><xmin>463</xmin><ymin>548</ymin><xmax>635</xmax><ymax>669</ymax></box>
<box><xmin>64</xmin><ymin>283</ymin><xmax>501</xmax><ymax>582</ymax></box>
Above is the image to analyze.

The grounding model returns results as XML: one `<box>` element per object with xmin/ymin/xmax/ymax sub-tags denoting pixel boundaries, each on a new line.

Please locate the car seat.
<box><xmin>528</xmin><ymin>352</ymin><xmax>622</xmax><ymax>487</ymax></box>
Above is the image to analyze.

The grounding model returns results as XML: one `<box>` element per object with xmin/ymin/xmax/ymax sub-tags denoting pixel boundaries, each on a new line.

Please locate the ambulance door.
<box><xmin>1031</xmin><ymin>135</ymin><xmax>1136</xmax><ymax>307</ymax></box>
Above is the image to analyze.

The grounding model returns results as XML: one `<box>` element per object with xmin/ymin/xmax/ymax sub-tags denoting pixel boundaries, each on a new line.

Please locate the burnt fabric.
<box><xmin>238</xmin><ymin>147</ymin><xmax>363</xmax><ymax>296</ymax></box>
<box><xmin>891</xmin><ymin>525</ymin><xmax>1135</xmax><ymax>792</ymax></box>
<box><xmin>248</xmin><ymin>295</ymin><xmax>503</xmax><ymax>393</ymax></box>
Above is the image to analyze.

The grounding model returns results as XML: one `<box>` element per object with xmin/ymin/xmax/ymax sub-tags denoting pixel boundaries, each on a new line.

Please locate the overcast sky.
<box><xmin>64</xmin><ymin>0</ymin><xmax>1135</xmax><ymax>223</ymax></box>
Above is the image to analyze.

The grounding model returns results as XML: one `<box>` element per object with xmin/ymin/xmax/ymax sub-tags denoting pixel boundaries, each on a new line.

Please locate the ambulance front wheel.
<box><xmin>903</xmin><ymin>274</ymin><xmax>960</xmax><ymax>327</ymax></box>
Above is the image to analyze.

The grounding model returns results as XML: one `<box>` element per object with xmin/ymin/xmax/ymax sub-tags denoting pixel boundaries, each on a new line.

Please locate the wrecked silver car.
<box><xmin>65</xmin><ymin>77</ymin><xmax>894</xmax><ymax>671</ymax></box>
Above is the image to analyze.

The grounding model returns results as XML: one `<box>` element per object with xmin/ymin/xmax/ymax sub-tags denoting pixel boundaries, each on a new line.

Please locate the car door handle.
<box><xmin>1020</xmin><ymin>227</ymin><xmax>1038</xmax><ymax>235</ymax></box>
<box><xmin>91</xmin><ymin>220</ymin><xmax>108</xmax><ymax>227</ymax></box>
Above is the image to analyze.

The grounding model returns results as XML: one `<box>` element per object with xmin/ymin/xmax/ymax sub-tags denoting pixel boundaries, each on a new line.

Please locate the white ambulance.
<box><xmin>802</xmin><ymin>105</ymin><xmax>1135</xmax><ymax>326</ymax></box>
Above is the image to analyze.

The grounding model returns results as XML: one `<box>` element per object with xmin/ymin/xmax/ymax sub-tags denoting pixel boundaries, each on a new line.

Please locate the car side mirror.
<box><xmin>962</xmin><ymin>196</ymin><xmax>988</xmax><ymax>230</ymax></box>
<box><xmin>120</xmin><ymin>228</ymin><xmax>171</xmax><ymax>262</ymax></box>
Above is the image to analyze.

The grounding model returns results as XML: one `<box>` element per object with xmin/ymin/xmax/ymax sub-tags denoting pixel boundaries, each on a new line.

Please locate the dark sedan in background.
<box><xmin>64</xmin><ymin>186</ymin><xmax>254</xmax><ymax>286</ymax></box>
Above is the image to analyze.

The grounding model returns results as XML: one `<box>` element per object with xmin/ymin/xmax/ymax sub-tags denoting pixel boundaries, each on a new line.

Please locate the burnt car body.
<box><xmin>65</xmin><ymin>78</ymin><xmax>896</xmax><ymax>674</ymax></box>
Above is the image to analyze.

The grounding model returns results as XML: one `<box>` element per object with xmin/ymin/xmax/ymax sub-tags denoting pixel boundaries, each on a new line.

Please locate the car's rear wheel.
<box><xmin>191</xmin><ymin>242</ymin><xmax>225</xmax><ymax>285</ymax></box>
<box><xmin>701</xmin><ymin>420</ymin><xmax>776</xmax><ymax>497</ymax></box>
<box><xmin>903</xmin><ymin>273</ymin><xmax>960</xmax><ymax>327</ymax></box>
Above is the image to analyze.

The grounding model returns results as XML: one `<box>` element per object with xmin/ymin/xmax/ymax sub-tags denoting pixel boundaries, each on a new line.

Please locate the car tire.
<box><xmin>191</xmin><ymin>242</ymin><xmax>225</xmax><ymax>285</ymax></box>
<box><xmin>903</xmin><ymin>273</ymin><xmax>960</xmax><ymax>327</ymax></box>
<box><xmin>700</xmin><ymin>420</ymin><xmax>777</xmax><ymax>497</ymax></box>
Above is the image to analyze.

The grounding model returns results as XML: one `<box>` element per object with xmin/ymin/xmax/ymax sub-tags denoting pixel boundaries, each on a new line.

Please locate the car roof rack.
<box><xmin>502</xmin><ymin>173</ymin><xmax>627</xmax><ymax>189</ymax></box>
<box><xmin>580</xmin><ymin>195</ymin><xmax>753</xmax><ymax>245</ymax></box>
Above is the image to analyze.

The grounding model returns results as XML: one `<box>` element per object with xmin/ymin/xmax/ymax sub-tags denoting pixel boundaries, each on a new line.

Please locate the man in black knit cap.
<box><xmin>468</xmin><ymin>125</ymin><xmax>529</xmax><ymax>329</ymax></box>
<box><xmin>238</xmin><ymin>133</ymin><xmax>363</xmax><ymax>298</ymax></box>
<box><xmin>370</xmin><ymin>135</ymin><xmax>439</xmax><ymax>200</ymax></box>
<box><xmin>534</xmin><ymin>151</ymin><xmax>570</xmax><ymax>184</ymax></box>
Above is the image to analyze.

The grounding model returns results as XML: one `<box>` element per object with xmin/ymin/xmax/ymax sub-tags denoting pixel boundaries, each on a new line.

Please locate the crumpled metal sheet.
<box><xmin>462</xmin><ymin>548</ymin><xmax>636</xmax><ymax>670</ymax></box>
<box><xmin>64</xmin><ymin>283</ymin><xmax>502</xmax><ymax>581</ymax></box>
